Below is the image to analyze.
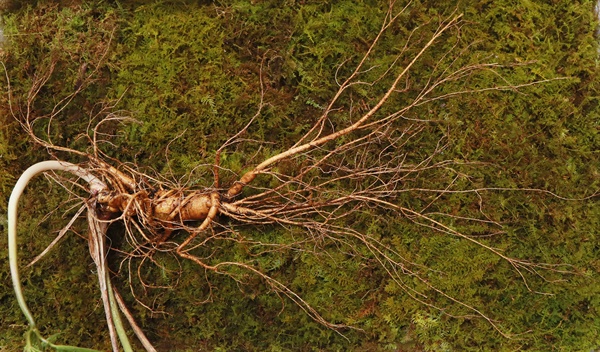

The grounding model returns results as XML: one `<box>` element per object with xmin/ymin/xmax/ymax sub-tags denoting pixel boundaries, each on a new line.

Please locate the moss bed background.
<box><xmin>0</xmin><ymin>0</ymin><xmax>599</xmax><ymax>351</ymax></box>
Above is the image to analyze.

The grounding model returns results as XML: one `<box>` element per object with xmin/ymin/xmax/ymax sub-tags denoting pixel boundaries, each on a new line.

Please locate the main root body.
<box><xmin>5</xmin><ymin>1</ymin><xmax>588</xmax><ymax>351</ymax></box>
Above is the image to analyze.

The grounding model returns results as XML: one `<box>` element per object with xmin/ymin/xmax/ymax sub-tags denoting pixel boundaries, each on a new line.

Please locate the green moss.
<box><xmin>1</xmin><ymin>0</ymin><xmax>599</xmax><ymax>351</ymax></box>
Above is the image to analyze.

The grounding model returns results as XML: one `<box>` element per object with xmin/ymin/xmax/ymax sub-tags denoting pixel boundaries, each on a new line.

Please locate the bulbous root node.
<box><xmin>6</xmin><ymin>1</ymin><xmax>591</xmax><ymax>347</ymax></box>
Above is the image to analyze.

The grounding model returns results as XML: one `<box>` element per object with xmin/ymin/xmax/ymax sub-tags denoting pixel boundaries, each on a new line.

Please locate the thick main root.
<box><xmin>6</xmin><ymin>1</ymin><xmax>587</xmax><ymax>349</ymax></box>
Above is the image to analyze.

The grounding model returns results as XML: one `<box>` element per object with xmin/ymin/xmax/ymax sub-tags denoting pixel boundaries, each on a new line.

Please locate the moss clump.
<box><xmin>1</xmin><ymin>0</ymin><xmax>599</xmax><ymax>351</ymax></box>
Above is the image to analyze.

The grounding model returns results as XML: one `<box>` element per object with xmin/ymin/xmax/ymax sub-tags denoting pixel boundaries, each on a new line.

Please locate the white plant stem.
<box><xmin>7</xmin><ymin>161</ymin><xmax>108</xmax><ymax>346</ymax></box>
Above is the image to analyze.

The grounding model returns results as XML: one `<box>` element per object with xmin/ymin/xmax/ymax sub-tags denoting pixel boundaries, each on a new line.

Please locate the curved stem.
<box><xmin>8</xmin><ymin>161</ymin><xmax>105</xmax><ymax>331</ymax></box>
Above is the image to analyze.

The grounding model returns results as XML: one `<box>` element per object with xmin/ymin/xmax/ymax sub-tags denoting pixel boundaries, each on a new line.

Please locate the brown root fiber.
<box><xmin>5</xmin><ymin>1</ymin><xmax>597</xmax><ymax>349</ymax></box>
